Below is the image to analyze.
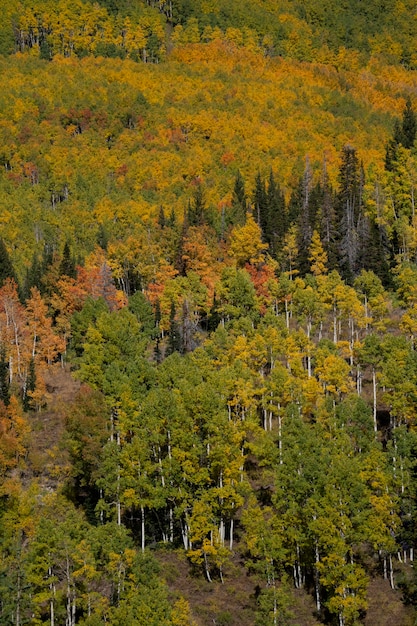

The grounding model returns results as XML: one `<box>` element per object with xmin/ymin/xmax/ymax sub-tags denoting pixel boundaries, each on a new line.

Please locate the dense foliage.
<box><xmin>3</xmin><ymin>1</ymin><xmax>417</xmax><ymax>625</ymax></box>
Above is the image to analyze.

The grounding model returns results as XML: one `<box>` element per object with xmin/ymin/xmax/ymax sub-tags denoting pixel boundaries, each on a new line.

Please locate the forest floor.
<box><xmin>364</xmin><ymin>576</ymin><xmax>415</xmax><ymax>626</ymax></box>
<box><xmin>157</xmin><ymin>547</ymin><xmax>416</xmax><ymax>625</ymax></box>
<box><xmin>23</xmin><ymin>365</ymin><xmax>417</xmax><ymax>626</ymax></box>
<box><xmin>25</xmin><ymin>364</ymin><xmax>80</xmax><ymax>487</ymax></box>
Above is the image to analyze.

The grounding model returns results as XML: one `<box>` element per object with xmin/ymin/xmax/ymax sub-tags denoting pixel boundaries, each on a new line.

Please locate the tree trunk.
<box><xmin>141</xmin><ymin>506</ymin><xmax>145</xmax><ymax>553</ymax></box>
<box><xmin>389</xmin><ymin>554</ymin><xmax>395</xmax><ymax>589</ymax></box>
<box><xmin>372</xmin><ymin>367</ymin><xmax>377</xmax><ymax>434</ymax></box>
<box><xmin>314</xmin><ymin>543</ymin><xmax>321</xmax><ymax>613</ymax></box>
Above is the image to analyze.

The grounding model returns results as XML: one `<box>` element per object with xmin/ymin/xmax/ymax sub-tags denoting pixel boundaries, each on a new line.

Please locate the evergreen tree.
<box><xmin>22</xmin><ymin>253</ymin><xmax>42</xmax><ymax>301</ymax></box>
<box><xmin>287</xmin><ymin>160</ymin><xmax>315</xmax><ymax>275</ymax></box>
<box><xmin>297</xmin><ymin>157</ymin><xmax>314</xmax><ymax>275</ymax></box>
<box><xmin>158</xmin><ymin>206</ymin><xmax>166</xmax><ymax>229</ymax></box>
<box><xmin>316</xmin><ymin>161</ymin><xmax>338</xmax><ymax>271</ymax></box>
<box><xmin>59</xmin><ymin>241</ymin><xmax>76</xmax><ymax>279</ymax></box>
<box><xmin>128</xmin><ymin>291</ymin><xmax>155</xmax><ymax>339</ymax></box>
<box><xmin>0</xmin><ymin>239</ymin><xmax>16</xmax><ymax>288</ymax></box>
<box><xmin>336</xmin><ymin>146</ymin><xmax>364</xmax><ymax>282</ymax></box>
<box><xmin>231</xmin><ymin>170</ymin><xmax>247</xmax><ymax>225</ymax></box>
<box><xmin>97</xmin><ymin>224</ymin><xmax>109</xmax><ymax>250</ymax></box>
<box><xmin>396</xmin><ymin>97</ymin><xmax>417</xmax><ymax>150</ymax></box>
<box><xmin>253</xmin><ymin>171</ymin><xmax>268</xmax><ymax>234</ymax></box>
<box><xmin>266</xmin><ymin>169</ymin><xmax>287</xmax><ymax>257</ymax></box>
<box><xmin>167</xmin><ymin>207</ymin><xmax>177</xmax><ymax>228</ymax></box>
<box><xmin>23</xmin><ymin>358</ymin><xmax>36</xmax><ymax>411</ymax></box>
<box><xmin>187</xmin><ymin>184</ymin><xmax>205</xmax><ymax>227</ymax></box>
<box><xmin>175</xmin><ymin>214</ymin><xmax>188</xmax><ymax>276</ymax></box>
<box><xmin>166</xmin><ymin>300</ymin><xmax>182</xmax><ymax>355</ymax></box>
<box><xmin>359</xmin><ymin>217</ymin><xmax>392</xmax><ymax>286</ymax></box>
<box><xmin>385</xmin><ymin>98</ymin><xmax>417</xmax><ymax>170</ymax></box>
<box><xmin>0</xmin><ymin>346</ymin><xmax>10</xmax><ymax>406</ymax></box>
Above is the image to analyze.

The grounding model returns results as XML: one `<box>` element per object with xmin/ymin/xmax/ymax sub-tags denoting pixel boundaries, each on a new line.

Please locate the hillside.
<box><xmin>2</xmin><ymin>2</ymin><xmax>417</xmax><ymax>626</ymax></box>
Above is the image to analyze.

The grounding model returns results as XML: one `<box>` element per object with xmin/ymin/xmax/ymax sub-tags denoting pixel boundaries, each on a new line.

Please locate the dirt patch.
<box><xmin>25</xmin><ymin>365</ymin><xmax>80</xmax><ymax>486</ymax></box>
<box><xmin>364</xmin><ymin>576</ymin><xmax>415</xmax><ymax>626</ymax></box>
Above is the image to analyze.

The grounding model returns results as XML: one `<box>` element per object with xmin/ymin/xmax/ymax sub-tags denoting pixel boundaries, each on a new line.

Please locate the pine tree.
<box><xmin>97</xmin><ymin>224</ymin><xmax>109</xmax><ymax>250</ymax></box>
<box><xmin>23</xmin><ymin>358</ymin><xmax>36</xmax><ymax>411</ymax></box>
<box><xmin>187</xmin><ymin>184</ymin><xmax>205</xmax><ymax>227</ymax></box>
<box><xmin>336</xmin><ymin>146</ymin><xmax>364</xmax><ymax>282</ymax></box>
<box><xmin>231</xmin><ymin>170</ymin><xmax>247</xmax><ymax>225</ymax></box>
<box><xmin>297</xmin><ymin>157</ymin><xmax>314</xmax><ymax>276</ymax></box>
<box><xmin>22</xmin><ymin>253</ymin><xmax>42</xmax><ymax>301</ymax></box>
<box><xmin>166</xmin><ymin>300</ymin><xmax>182</xmax><ymax>355</ymax></box>
<box><xmin>253</xmin><ymin>171</ymin><xmax>268</xmax><ymax>235</ymax></box>
<box><xmin>158</xmin><ymin>206</ymin><xmax>166</xmax><ymax>229</ymax></box>
<box><xmin>316</xmin><ymin>161</ymin><xmax>338</xmax><ymax>271</ymax></box>
<box><xmin>396</xmin><ymin>97</ymin><xmax>417</xmax><ymax>149</ymax></box>
<box><xmin>385</xmin><ymin>98</ymin><xmax>417</xmax><ymax>170</ymax></box>
<box><xmin>266</xmin><ymin>170</ymin><xmax>287</xmax><ymax>256</ymax></box>
<box><xmin>59</xmin><ymin>241</ymin><xmax>76</xmax><ymax>279</ymax></box>
<box><xmin>0</xmin><ymin>345</ymin><xmax>10</xmax><ymax>406</ymax></box>
<box><xmin>0</xmin><ymin>239</ymin><xmax>16</xmax><ymax>289</ymax></box>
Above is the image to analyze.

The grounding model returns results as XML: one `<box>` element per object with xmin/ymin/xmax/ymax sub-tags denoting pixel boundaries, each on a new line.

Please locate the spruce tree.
<box><xmin>336</xmin><ymin>146</ymin><xmax>363</xmax><ymax>282</ymax></box>
<box><xmin>397</xmin><ymin>97</ymin><xmax>417</xmax><ymax>149</ymax></box>
<box><xmin>187</xmin><ymin>185</ymin><xmax>205</xmax><ymax>227</ymax></box>
<box><xmin>253</xmin><ymin>171</ymin><xmax>268</xmax><ymax>234</ymax></box>
<box><xmin>23</xmin><ymin>358</ymin><xmax>36</xmax><ymax>411</ymax></box>
<box><xmin>0</xmin><ymin>346</ymin><xmax>10</xmax><ymax>406</ymax></box>
<box><xmin>59</xmin><ymin>241</ymin><xmax>76</xmax><ymax>278</ymax></box>
<box><xmin>22</xmin><ymin>253</ymin><xmax>42</xmax><ymax>301</ymax></box>
<box><xmin>297</xmin><ymin>158</ymin><xmax>314</xmax><ymax>275</ymax></box>
<box><xmin>231</xmin><ymin>170</ymin><xmax>247</xmax><ymax>225</ymax></box>
<box><xmin>385</xmin><ymin>98</ymin><xmax>417</xmax><ymax>170</ymax></box>
<box><xmin>0</xmin><ymin>239</ymin><xmax>16</xmax><ymax>288</ymax></box>
<box><xmin>158</xmin><ymin>206</ymin><xmax>166</xmax><ymax>229</ymax></box>
<box><xmin>317</xmin><ymin>161</ymin><xmax>338</xmax><ymax>271</ymax></box>
<box><xmin>166</xmin><ymin>300</ymin><xmax>182</xmax><ymax>355</ymax></box>
<box><xmin>266</xmin><ymin>170</ymin><xmax>287</xmax><ymax>257</ymax></box>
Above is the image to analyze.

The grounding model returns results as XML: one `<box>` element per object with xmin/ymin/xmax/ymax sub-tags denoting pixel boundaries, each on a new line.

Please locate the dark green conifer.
<box><xmin>97</xmin><ymin>224</ymin><xmax>109</xmax><ymax>251</ymax></box>
<box><xmin>336</xmin><ymin>145</ymin><xmax>363</xmax><ymax>282</ymax></box>
<box><xmin>0</xmin><ymin>239</ymin><xmax>16</xmax><ymax>288</ymax></box>
<box><xmin>231</xmin><ymin>170</ymin><xmax>247</xmax><ymax>225</ymax></box>
<box><xmin>187</xmin><ymin>185</ymin><xmax>205</xmax><ymax>227</ymax></box>
<box><xmin>158</xmin><ymin>206</ymin><xmax>166</xmax><ymax>229</ymax></box>
<box><xmin>22</xmin><ymin>253</ymin><xmax>42</xmax><ymax>301</ymax></box>
<box><xmin>264</xmin><ymin>170</ymin><xmax>287</xmax><ymax>257</ymax></box>
<box><xmin>166</xmin><ymin>300</ymin><xmax>182</xmax><ymax>355</ymax></box>
<box><xmin>59</xmin><ymin>241</ymin><xmax>76</xmax><ymax>279</ymax></box>
<box><xmin>253</xmin><ymin>171</ymin><xmax>268</xmax><ymax>233</ymax></box>
<box><xmin>397</xmin><ymin>97</ymin><xmax>417</xmax><ymax>149</ymax></box>
<box><xmin>385</xmin><ymin>98</ymin><xmax>417</xmax><ymax>170</ymax></box>
<box><xmin>23</xmin><ymin>358</ymin><xmax>36</xmax><ymax>411</ymax></box>
<box><xmin>0</xmin><ymin>346</ymin><xmax>10</xmax><ymax>407</ymax></box>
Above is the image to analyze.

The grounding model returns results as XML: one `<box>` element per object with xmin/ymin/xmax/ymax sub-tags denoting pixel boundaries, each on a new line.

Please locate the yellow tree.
<box><xmin>309</xmin><ymin>230</ymin><xmax>328</xmax><ymax>277</ymax></box>
<box><xmin>229</xmin><ymin>213</ymin><xmax>268</xmax><ymax>268</ymax></box>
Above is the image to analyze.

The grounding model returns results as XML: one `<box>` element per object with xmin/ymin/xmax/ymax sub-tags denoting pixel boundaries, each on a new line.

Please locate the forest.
<box><xmin>3</xmin><ymin>1</ymin><xmax>417</xmax><ymax>625</ymax></box>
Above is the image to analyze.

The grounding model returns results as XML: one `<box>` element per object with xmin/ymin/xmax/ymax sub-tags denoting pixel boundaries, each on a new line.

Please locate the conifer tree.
<box><xmin>253</xmin><ymin>171</ymin><xmax>268</xmax><ymax>234</ymax></box>
<box><xmin>22</xmin><ymin>253</ymin><xmax>42</xmax><ymax>301</ymax></box>
<box><xmin>231</xmin><ymin>170</ymin><xmax>247</xmax><ymax>225</ymax></box>
<box><xmin>0</xmin><ymin>239</ymin><xmax>16</xmax><ymax>289</ymax></box>
<box><xmin>166</xmin><ymin>300</ymin><xmax>182</xmax><ymax>355</ymax></box>
<box><xmin>0</xmin><ymin>345</ymin><xmax>10</xmax><ymax>406</ymax></box>
<box><xmin>336</xmin><ymin>146</ymin><xmax>364</xmax><ymax>282</ymax></box>
<box><xmin>23</xmin><ymin>358</ymin><xmax>36</xmax><ymax>411</ymax></box>
<box><xmin>59</xmin><ymin>241</ymin><xmax>76</xmax><ymax>279</ymax></box>
<box><xmin>385</xmin><ymin>98</ymin><xmax>417</xmax><ymax>170</ymax></box>
<box><xmin>187</xmin><ymin>184</ymin><xmax>205</xmax><ymax>227</ymax></box>
<box><xmin>266</xmin><ymin>170</ymin><xmax>287</xmax><ymax>256</ymax></box>
<box><xmin>396</xmin><ymin>97</ymin><xmax>417</xmax><ymax>150</ymax></box>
